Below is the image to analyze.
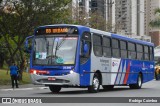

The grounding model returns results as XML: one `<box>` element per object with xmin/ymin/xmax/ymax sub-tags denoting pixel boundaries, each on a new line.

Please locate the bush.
<box><xmin>0</xmin><ymin>69</ymin><xmax>31</xmax><ymax>85</ymax></box>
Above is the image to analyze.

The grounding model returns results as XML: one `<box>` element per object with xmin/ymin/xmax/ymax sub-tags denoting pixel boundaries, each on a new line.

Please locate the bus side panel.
<box><xmin>90</xmin><ymin>57</ymin><xmax>155</xmax><ymax>86</ymax></box>
<box><xmin>126</xmin><ymin>60</ymin><xmax>141</xmax><ymax>84</ymax></box>
<box><xmin>79</xmin><ymin>59</ymin><xmax>91</xmax><ymax>86</ymax></box>
<box><xmin>126</xmin><ymin>60</ymin><xmax>154</xmax><ymax>84</ymax></box>
<box><xmin>141</xmin><ymin>61</ymin><xmax>154</xmax><ymax>83</ymax></box>
<box><xmin>111</xmin><ymin>58</ymin><xmax>121</xmax><ymax>85</ymax></box>
<box><xmin>90</xmin><ymin>56</ymin><xmax>112</xmax><ymax>85</ymax></box>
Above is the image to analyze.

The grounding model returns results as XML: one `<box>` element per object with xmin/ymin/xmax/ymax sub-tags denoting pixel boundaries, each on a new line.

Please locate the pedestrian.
<box><xmin>7</xmin><ymin>62</ymin><xmax>19</xmax><ymax>88</ymax></box>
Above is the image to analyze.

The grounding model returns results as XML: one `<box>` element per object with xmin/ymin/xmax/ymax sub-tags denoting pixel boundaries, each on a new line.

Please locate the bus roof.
<box><xmin>90</xmin><ymin>28</ymin><xmax>111</xmax><ymax>36</ymax></box>
<box><xmin>37</xmin><ymin>24</ymin><xmax>154</xmax><ymax>46</ymax></box>
<box><xmin>37</xmin><ymin>24</ymin><xmax>87</xmax><ymax>29</ymax></box>
<box><xmin>111</xmin><ymin>33</ymin><xmax>154</xmax><ymax>46</ymax></box>
<box><xmin>89</xmin><ymin>27</ymin><xmax>154</xmax><ymax>47</ymax></box>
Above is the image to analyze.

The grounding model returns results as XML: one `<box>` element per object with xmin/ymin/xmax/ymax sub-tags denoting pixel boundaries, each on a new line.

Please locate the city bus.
<box><xmin>25</xmin><ymin>24</ymin><xmax>155</xmax><ymax>93</ymax></box>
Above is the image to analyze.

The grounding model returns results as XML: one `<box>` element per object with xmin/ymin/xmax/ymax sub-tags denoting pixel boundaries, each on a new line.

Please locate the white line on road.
<box><xmin>0</xmin><ymin>87</ymin><xmax>48</xmax><ymax>91</ymax></box>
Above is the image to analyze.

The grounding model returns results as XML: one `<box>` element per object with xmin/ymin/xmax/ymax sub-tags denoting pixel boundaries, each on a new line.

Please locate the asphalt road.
<box><xmin>0</xmin><ymin>80</ymin><xmax>160</xmax><ymax>106</ymax></box>
<box><xmin>0</xmin><ymin>80</ymin><xmax>160</xmax><ymax>97</ymax></box>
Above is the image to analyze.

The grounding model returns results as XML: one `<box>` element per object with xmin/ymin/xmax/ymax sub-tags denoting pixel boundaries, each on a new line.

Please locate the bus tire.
<box><xmin>103</xmin><ymin>85</ymin><xmax>114</xmax><ymax>90</ymax></box>
<box><xmin>129</xmin><ymin>73</ymin><xmax>142</xmax><ymax>89</ymax></box>
<box><xmin>49</xmin><ymin>85</ymin><xmax>61</xmax><ymax>93</ymax></box>
<box><xmin>88</xmin><ymin>73</ymin><xmax>100</xmax><ymax>93</ymax></box>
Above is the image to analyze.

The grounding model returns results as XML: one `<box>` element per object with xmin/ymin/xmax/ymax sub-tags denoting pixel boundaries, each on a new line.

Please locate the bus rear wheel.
<box><xmin>49</xmin><ymin>85</ymin><xmax>61</xmax><ymax>93</ymax></box>
<box><xmin>88</xmin><ymin>73</ymin><xmax>100</xmax><ymax>93</ymax></box>
<box><xmin>103</xmin><ymin>85</ymin><xmax>114</xmax><ymax>90</ymax></box>
<box><xmin>129</xmin><ymin>73</ymin><xmax>142</xmax><ymax>89</ymax></box>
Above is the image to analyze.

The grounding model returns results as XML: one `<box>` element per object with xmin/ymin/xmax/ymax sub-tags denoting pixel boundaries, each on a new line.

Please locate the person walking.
<box><xmin>7</xmin><ymin>62</ymin><xmax>19</xmax><ymax>88</ymax></box>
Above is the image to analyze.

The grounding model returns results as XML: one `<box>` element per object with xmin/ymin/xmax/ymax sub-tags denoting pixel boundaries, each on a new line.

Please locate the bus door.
<box><xmin>80</xmin><ymin>32</ymin><xmax>91</xmax><ymax>86</ymax></box>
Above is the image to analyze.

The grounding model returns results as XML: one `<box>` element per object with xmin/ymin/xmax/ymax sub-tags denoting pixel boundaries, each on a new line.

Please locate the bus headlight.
<box><xmin>70</xmin><ymin>70</ymin><xmax>74</xmax><ymax>74</ymax></box>
<box><xmin>33</xmin><ymin>70</ymin><xmax>37</xmax><ymax>74</ymax></box>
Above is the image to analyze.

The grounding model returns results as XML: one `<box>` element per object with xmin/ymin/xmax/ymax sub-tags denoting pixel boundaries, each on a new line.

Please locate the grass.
<box><xmin>0</xmin><ymin>69</ymin><xmax>31</xmax><ymax>85</ymax></box>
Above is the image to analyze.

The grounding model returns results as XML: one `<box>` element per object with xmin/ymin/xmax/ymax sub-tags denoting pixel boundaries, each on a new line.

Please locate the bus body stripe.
<box><xmin>120</xmin><ymin>61</ymin><xmax>126</xmax><ymax>84</ymax></box>
<box><xmin>123</xmin><ymin>61</ymin><xmax>131</xmax><ymax>84</ymax></box>
<box><xmin>115</xmin><ymin>60</ymin><xmax>122</xmax><ymax>84</ymax></box>
<box><xmin>118</xmin><ymin>61</ymin><xmax>124</xmax><ymax>84</ymax></box>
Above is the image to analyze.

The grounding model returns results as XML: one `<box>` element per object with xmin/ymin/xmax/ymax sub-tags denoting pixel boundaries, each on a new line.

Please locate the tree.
<box><xmin>150</xmin><ymin>8</ymin><xmax>160</xmax><ymax>28</ymax></box>
<box><xmin>89</xmin><ymin>10</ymin><xmax>108</xmax><ymax>31</ymax></box>
<box><xmin>70</xmin><ymin>3</ymin><xmax>110</xmax><ymax>31</ymax></box>
<box><xmin>0</xmin><ymin>0</ymin><xmax>71</xmax><ymax>80</ymax></box>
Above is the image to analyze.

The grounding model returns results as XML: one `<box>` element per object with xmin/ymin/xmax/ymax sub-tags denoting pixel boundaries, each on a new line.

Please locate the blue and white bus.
<box><xmin>25</xmin><ymin>24</ymin><xmax>154</xmax><ymax>93</ymax></box>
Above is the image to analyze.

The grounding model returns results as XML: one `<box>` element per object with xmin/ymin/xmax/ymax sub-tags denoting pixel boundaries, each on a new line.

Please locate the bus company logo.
<box><xmin>2</xmin><ymin>98</ymin><xmax>11</xmax><ymax>104</ymax></box>
<box><xmin>112</xmin><ymin>62</ymin><xmax>118</xmax><ymax>67</ymax></box>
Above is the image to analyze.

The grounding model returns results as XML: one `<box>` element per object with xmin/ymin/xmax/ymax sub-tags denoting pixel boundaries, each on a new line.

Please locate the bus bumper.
<box><xmin>30</xmin><ymin>72</ymin><xmax>80</xmax><ymax>86</ymax></box>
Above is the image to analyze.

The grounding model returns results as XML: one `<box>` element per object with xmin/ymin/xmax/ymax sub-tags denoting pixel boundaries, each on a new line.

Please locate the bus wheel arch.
<box><xmin>88</xmin><ymin>70</ymin><xmax>102</xmax><ymax>93</ymax></box>
<box><xmin>138</xmin><ymin>72</ymin><xmax>143</xmax><ymax>87</ymax></box>
<box><xmin>95</xmin><ymin>70</ymin><xmax>102</xmax><ymax>85</ymax></box>
<box><xmin>139</xmin><ymin>72</ymin><xmax>143</xmax><ymax>83</ymax></box>
<box><xmin>129</xmin><ymin>72</ymin><xmax>143</xmax><ymax>89</ymax></box>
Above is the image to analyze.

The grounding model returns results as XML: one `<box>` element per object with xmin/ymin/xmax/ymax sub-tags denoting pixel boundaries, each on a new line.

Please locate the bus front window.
<box><xmin>33</xmin><ymin>36</ymin><xmax>78</xmax><ymax>65</ymax></box>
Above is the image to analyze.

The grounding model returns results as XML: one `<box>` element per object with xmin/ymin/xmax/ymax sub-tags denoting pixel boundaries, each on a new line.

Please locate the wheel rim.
<box><xmin>93</xmin><ymin>77</ymin><xmax>99</xmax><ymax>90</ymax></box>
<box><xmin>138</xmin><ymin>75</ymin><xmax>142</xmax><ymax>87</ymax></box>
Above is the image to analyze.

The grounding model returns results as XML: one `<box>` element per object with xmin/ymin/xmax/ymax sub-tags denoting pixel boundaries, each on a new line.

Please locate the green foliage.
<box><xmin>0</xmin><ymin>69</ymin><xmax>31</xmax><ymax>85</ymax></box>
<box><xmin>150</xmin><ymin>8</ymin><xmax>160</xmax><ymax>28</ymax></box>
<box><xmin>89</xmin><ymin>11</ymin><xmax>107</xmax><ymax>31</ymax></box>
<box><xmin>150</xmin><ymin>19</ymin><xmax>160</xmax><ymax>28</ymax></box>
<box><xmin>71</xmin><ymin>6</ymin><xmax>108</xmax><ymax>31</ymax></box>
<box><xmin>0</xmin><ymin>0</ymin><xmax>72</xmax><ymax>69</ymax></box>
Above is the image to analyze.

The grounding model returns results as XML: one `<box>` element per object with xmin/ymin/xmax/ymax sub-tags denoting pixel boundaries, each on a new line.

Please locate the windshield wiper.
<box><xmin>54</xmin><ymin>30</ymin><xmax>71</xmax><ymax>58</ymax></box>
<box><xmin>50</xmin><ymin>38</ymin><xmax>56</xmax><ymax>64</ymax></box>
<box><xmin>54</xmin><ymin>28</ymin><xmax>75</xmax><ymax>60</ymax></box>
<box><xmin>56</xmin><ymin>36</ymin><xmax>67</xmax><ymax>50</ymax></box>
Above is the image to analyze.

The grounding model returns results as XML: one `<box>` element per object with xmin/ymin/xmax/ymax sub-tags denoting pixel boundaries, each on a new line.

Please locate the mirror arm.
<box><xmin>24</xmin><ymin>35</ymin><xmax>34</xmax><ymax>53</ymax></box>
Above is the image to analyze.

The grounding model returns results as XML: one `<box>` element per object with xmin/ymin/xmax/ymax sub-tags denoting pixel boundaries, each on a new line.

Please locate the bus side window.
<box><xmin>93</xmin><ymin>34</ymin><xmax>103</xmax><ymax>57</ymax></box>
<box><xmin>128</xmin><ymin>42</ymin><xmax>136</xmax><ymax>59</ymax></box>
<box><xmin>112</xmin><ymin>39</ymin><xmax>120</xmax><ymax>58</ymax></box>
<box><xmin>144</xmin><ymin>46</ymin><xmax>149</xmax><ymax>60</ymax></box>
<box><xmin>149</xmin><ymin>46</ymin><xmax>153</xmax><ymax>60</ymax></box>
<box><xmin>103</xmin><ymin>37</ymin><xmax>111</xmax><ymax>57</ymax></box>
<box><xmin>120</xmin><ymin>40</ymin><xmax>127</xmax><ymax>58</ymax></box>
<box><xmin>137</xmin><ymin>44</ymin><xmax>144</xmax><ymax>60</ymax></box>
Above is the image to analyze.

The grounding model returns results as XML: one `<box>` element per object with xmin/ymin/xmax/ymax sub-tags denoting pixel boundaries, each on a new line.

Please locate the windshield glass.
<box><xmin>33</xmin><ymin>35</ymin><xmax>78</xmax><ymax>65</ymax></box>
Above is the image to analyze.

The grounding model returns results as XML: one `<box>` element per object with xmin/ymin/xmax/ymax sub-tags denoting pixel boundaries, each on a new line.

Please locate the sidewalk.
<box><xmin>0</xmin><ymin>84</ymin><xmax>46</xmax><ymax>89</ymax></box>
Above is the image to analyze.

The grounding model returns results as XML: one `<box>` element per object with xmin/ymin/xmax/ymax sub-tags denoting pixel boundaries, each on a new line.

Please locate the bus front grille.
<box><xmin>37</xmin><ymin>79</ymin><xmax>70</xmax><ymax>84</ymax></box>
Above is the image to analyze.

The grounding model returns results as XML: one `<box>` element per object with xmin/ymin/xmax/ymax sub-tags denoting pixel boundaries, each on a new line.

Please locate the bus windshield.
<box><xmin>33</xmin><ymin>35</ymin><xmax>78</xmax><ymax>65</ymax></box>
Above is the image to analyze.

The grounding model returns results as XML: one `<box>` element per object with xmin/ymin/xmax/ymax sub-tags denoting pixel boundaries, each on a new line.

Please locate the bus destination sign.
<box><xmin>46</xmin><ymin>28</ymin><xmax>68</xmax><ymax>34</ymax></box>
<box><xmin>36</xmin><ymin>27</ymin><xmax>78</xmax><ymax>35</ymax></box>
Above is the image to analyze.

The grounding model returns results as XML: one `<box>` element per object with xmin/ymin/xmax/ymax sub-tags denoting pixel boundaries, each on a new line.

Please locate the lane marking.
<box><xmin>0</xmin><ymin>87</ymin><xmax>48</xmax><ymax>91</ymax></box>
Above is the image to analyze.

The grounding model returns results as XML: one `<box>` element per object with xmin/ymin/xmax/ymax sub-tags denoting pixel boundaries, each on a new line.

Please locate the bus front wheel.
<box><xmin>129</xmin><ymin>73</ymin><xmax>142</xmax><ymax>89</ymax></box>
<box><xmin>49</xmin><ymin>85</ymin><xmax>61</xmax><ymax>93</ymax></box>
<box><xmin>88</xmin><ymin>73</ymin><xmax>100</xmax><ymax>93</ymax></box>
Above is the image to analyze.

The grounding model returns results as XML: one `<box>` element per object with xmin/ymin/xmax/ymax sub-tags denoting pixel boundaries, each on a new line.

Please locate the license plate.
<box><xmin>48</xmin><ymin>77</ymin><xmax>56</xmax><ymax>81</ymax></box>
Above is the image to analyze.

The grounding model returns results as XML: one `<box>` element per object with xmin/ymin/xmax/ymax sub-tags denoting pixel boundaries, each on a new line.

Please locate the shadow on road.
<box><xmin>35</xmin><ymin>87</ymin><xmax>149</xmax><ymax>95</ymax></box>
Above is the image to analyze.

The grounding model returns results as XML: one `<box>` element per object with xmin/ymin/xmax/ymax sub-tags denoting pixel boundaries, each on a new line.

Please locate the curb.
<box><xmin>0</xmin><ymin>86</ymin><xmax>48</xmax><ymax>91</ymax></box>
<box><xmin>0</xmin><ymin>84</ymin><xmax>46</xmax><ymax>90</ymax></box>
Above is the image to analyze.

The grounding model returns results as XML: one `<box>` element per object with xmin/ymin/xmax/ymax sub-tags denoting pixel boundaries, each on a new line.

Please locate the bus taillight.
<box><xmin>30</xmin><ymin>69</ymin><xmax>37</xmax><ymax>74</ymax></box>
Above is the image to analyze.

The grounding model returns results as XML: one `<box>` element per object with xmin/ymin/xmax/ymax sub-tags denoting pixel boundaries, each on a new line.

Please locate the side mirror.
<box><xmin>24</xmin><ymin>45</ymin><xmax>32</xmax><ymax>53</ymax></box>
<box><xmin>24</xmin><ymin>35</ymin><xmax>33</xmax><ymax>53</ymax></box>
